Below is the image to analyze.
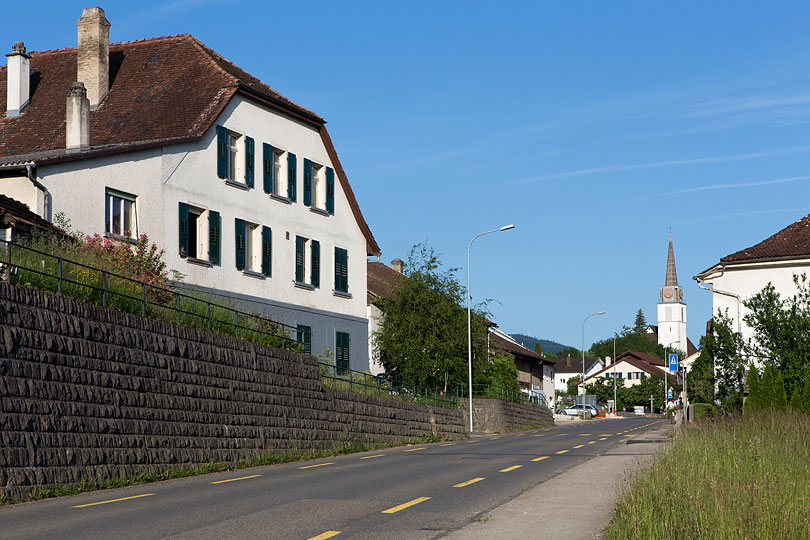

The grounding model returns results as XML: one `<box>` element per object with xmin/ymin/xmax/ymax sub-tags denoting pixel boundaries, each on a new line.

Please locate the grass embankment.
<box><xmin>604</xmin><ymin>410</ymin><xmax>810</xmax><ymax>539</ymax></box>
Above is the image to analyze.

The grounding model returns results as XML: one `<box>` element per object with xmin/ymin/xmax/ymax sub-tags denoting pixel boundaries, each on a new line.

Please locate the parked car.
<box><xmin>561</xmin><ymin>404</ymin><xmax>599</xmax><ymax>417</ymax></box>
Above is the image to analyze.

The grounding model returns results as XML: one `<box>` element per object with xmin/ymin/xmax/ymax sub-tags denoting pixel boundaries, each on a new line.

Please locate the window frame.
<box><xmin>104</xmin><ymin>188</ymin><xmax>138</xmax><ymax>240</ymax></box>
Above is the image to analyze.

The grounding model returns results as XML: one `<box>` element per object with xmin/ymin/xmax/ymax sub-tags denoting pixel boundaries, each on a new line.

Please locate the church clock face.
<box><xmin>679</xmin><ymin>290</ymin><xmax>683</xmax><ymax>299</ymax></box>
<box><xmin>663</xmin><ymin>288</ymin><xmax>673</xmax><ymax>299</ymax></box>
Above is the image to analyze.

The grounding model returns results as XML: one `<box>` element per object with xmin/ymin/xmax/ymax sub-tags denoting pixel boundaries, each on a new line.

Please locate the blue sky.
<box><xmin>8</xmin><ymin>1</ymin><xmax>810</xmax><ymax>349</ymax></box>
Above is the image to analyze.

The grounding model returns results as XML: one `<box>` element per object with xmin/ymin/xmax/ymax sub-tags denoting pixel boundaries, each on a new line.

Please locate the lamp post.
<box><xmin>467</xmin><ymin>224</ymin><xmax>515</xmax><ymax>433</ymax></box>
<box><xmin>613</xmin><ymin>336</ymin><xmax>617</xmax><ymax>415</ymax></box>
<box><xmin>581</xmin><ymin>311</ymin><xmax>605</xmax><ymax>417</ymax></box>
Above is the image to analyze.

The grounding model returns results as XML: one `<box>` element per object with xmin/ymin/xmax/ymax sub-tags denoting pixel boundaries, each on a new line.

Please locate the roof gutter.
<box><xmin>692</xmin><ymin>264</ymin><xmax>742</xmax><ymax>334</ymax></box>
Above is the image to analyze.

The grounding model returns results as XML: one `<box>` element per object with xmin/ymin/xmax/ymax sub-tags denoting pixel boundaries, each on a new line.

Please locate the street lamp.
<box><xmin>581</xmin><ymin>311</ymin><xmax>605</xmax><ymax>417</ymax></box>
<box><xmin>467</xmin><ymin>224</ymin><xmax>515</xmax><ymax>433</ymax></box>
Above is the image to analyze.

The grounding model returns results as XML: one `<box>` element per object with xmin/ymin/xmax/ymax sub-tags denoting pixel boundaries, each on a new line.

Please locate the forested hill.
<box><xmin>510</xmin><ymin>334</ymin><xmax>571</xmax><ymax>356</ymax></box>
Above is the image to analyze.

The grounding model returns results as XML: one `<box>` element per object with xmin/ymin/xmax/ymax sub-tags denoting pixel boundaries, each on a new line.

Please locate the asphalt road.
<box><xmin>0</xmin><ymin>417</ymin><xmax>662</xmax><ymax>540</ymax></box>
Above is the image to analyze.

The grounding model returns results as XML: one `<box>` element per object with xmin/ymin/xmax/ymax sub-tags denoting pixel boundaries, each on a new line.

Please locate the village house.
<box><xmin>0</xmin><ymin>7</ymin><xmax>380</xmax><ymax>371</ymax></box>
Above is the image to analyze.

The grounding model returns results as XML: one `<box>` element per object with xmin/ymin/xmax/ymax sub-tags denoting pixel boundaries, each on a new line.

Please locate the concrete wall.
<box><xmin>0</xmin><ymin>283</ymin><xmax>465</xmax><ymax>500</ymax></box>
<box><xmin>461</xmin><ymin>398</ymin><xmax>553</xmax><ymax>434</ymax></box>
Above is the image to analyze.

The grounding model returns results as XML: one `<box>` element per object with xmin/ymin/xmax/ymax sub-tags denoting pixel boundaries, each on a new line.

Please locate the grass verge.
<box><xmin>603</xmin><ymin>410</ymin><xmax>810</xmax><ymax>539</ymax></box>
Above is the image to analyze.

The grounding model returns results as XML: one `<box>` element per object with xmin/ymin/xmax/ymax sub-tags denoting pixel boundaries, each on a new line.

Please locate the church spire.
<box><xmin>665</xmin><ymin>233</ymin><xmax>679</xmax><ymax>286</ymax></box>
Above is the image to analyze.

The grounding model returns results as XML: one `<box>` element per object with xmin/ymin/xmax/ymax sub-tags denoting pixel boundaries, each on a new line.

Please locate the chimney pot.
<box><xmin>5</xmin><ymin>41</ymin><xmax>31</xmax><ymax>118</ymax></box>
<box><xmin>66</xmin><ymin>82</ymin><xmax>90</xmax><ymax>150</ymax></box>
<box><xmin>77</xmin><ymin>6</ymin><xmax>110</xmax><ymax>108</ymax></box>
<box><xmin>391</xmin><ymin>258</ymin><xmax>404</xmax><ymax>274</ymax></box>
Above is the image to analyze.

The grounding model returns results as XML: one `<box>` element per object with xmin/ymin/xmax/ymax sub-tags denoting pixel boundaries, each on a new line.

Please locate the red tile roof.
<box><xmin>367</xmin><ymin>261</ymin><xmax>405</xmax><ymax>303</ymax></box>
<box><xmin>0</xmin><ymin>34</ymin><xmax>380</xmax><ymax>255</ymax></box>
<box><xmin>719</xmin><ymin>213</ymin><xmax>810</xmax><ymax>264</ymax></box>
<box><xmin>0</xmin><ymin>194</ymin><xmax>66</xmax><ymax>237</ymax></box>
<box><xmin>555</xmin><ymin>355</ymin><xmax>601</xmax><ymax>373</ymax></box>
<box><xmin>586</xmin><ymin>350</ymin><xmax>677</xmax><ymax>385</ymax></box>
<box><xmin>490</xmin><ymin>332</ymin><xmax>556</xmax><ymax>366</ymax></box>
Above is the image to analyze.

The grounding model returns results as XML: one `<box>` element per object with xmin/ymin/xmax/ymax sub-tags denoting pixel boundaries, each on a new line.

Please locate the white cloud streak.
<box><xmin>654</xmin><ymin>175</ymin><xmax>810</xmax><ymax>197</ymax></box>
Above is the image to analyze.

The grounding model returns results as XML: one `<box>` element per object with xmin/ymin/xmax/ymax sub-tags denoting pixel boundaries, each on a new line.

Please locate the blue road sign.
<box><xmin>668</xmin><ymin>389</ymin><xmax>673</xmax><ymax>399</ymax></box>
<box><xmin>669</xmin><ymin>353</ymin><xmax>678</xmax><ymax>372</ymax></box>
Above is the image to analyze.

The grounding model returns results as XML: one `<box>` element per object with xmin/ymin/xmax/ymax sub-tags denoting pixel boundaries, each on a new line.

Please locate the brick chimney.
<box><xmin>77</xmin><ymin>7</ymin><xmax>110</xmax><ymax>108</ymax></box>
<box><xmin>66</xmin><ymin>82</ymin><xmax>90</xmax><ymax>150</ymax></box>
<box><xmin>5</xmin><ymin>42</ymin><xmax>31</xmax><ymax>118</ymax></box>
<box><xmin>391</xmin><ymin>258</ymin><xmax>404</xmax><ymax>274</ymax></box>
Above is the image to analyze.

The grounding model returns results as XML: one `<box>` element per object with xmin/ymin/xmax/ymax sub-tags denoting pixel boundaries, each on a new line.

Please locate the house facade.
<box><xmin>584</xmin><ymin>350</ymin><xmax>676</xmax><ymax>388</ymax></box>
<box><xmin>694</xmin><ymin>213</ymin><xmax>810</xmax><ymax>348</ymax></box>
<box><xmin>554</xmin><ymin>356</ymin><xmax>604</xmax><ymax>394</ymax></box>
<box><xmin>489</xmin><ymin>328</ymin><xmax>556</xmax><ymax>408</ymax></box>
<box><xmin>0</xmin><ymin>8</ymin><xmax>380</xmax><ymax>371</ymax></box>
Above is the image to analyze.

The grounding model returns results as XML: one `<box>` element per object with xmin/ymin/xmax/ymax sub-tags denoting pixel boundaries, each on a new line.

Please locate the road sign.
<box><xmin>668</xmin><ymin>353</ymin><xmax>678</xmax><ymax>372</ymax></box>
<box><xmin>668</xmin><ymin>389</ymin><xmax>673</xmax><ymax>399</ymax></box>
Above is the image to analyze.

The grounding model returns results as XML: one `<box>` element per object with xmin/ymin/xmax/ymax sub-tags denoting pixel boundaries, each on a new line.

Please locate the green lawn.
<box><xmin>604</xmin><ymin>410</ymin><xmax>810</xmax><ymax>539</ymax></box>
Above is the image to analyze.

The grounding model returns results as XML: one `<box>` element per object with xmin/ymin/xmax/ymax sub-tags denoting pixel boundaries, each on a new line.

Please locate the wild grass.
<box><xmin>604</xmin><ymin>410</ymin><xmax>810</xmax><ymax>539</ymax></box>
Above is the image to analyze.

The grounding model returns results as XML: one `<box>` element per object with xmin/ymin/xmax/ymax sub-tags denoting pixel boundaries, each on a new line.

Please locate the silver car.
<box><xmin>562</xmin><ymin>404</ymin><xmax>599</xmax><ymax>418</ymax></box>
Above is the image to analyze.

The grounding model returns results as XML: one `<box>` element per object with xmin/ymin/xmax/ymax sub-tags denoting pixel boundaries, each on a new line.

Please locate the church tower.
<box><xmin>657</xmin><ymin>234</ymin><xmax>687</xmax><ymax>352</ymax></box>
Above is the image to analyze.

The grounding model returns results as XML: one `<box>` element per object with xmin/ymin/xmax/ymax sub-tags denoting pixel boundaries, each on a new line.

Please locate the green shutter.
<box><xmin>262</xmin><ymin>143</ymin><xmax>273</xmax><ymax>194</ymax></box>
<box><xmin>326</xmin><ymin>167</ymin><xmax>335</xmax><ymax>214</ymax></box>
<box><xmin>303</xmin><ymin>158</ymin><xmax>312</xmax><ymax>207</ymax></box>
<box><xmin>311</xmin><ymin>240</ymin><xmax>320</xmax><ymax>287</ymax></box>
<box><xmin>178</xmin><ymin>202</ymin><xmax>189</xmax><ymax>257</ymax></box>
<box><xmin>295</xmin><ymin>236</ymin><xmax>305</xmax><ymax>283</ymax></box>
<box><xmin>216</xmin><ymin>126</ymin><xmax>227</xmax><ymax>179</ymax></box>
<box><xmin>245</xmin><ymin>136</ymin><xmax>255</xmax><ymax>188</ymax></box>
<box><xmin>288</xmin><ymin>152</ymin><xmax>297</xmax><ymax>201</ymax></box>
<box><xmin>335</xmin><ymin>247</ymin><xmax>348</xmax><ymax>293</ymax></box>
<box><xmin>261</xmin><ymin>225</ymin><xmax>272</xmax><ymax>276</ymax></box>
<box><xmin>336</xmin><ymin>331</ymin><xmax>350</xmax><ymax>373</ymax></box>
<box><xmin>297</xmin><ymin>325</ymin><xmax>312</xmax><ymax>355</ymax></box>
<box><xmin>235</xmin><ymin>218</ymin><xmax>245</xmax><ymax>271</ymax></box>
<box><xmin>209</xmin><ymin>210</ymin><xmax>221</xmax><ymax>265</ymax></box>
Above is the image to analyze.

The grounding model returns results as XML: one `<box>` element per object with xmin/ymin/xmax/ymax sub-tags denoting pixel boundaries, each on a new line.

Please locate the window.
<box><xmin>334</xmin><ymin>247</ymin><xmax>348</xmax><ymax>294</ymax></box>
<box><xmin>336</xmin><ymin>331</ymin><xmax>350</xmax><ymax>374</ymax></box>
<box><xmin>264</xmin><ymin>143</ymin><xmax>291</xmax><ymax>199</ymax></box>
<box><xmin>297</xmin><ymin>325</ymin><xmax>311</xmax><ymax>355</ymax></box>
<box><xmin>217</xmin><ymin>126</ymin><xmax>254</xmax><ymax>188</ymax></box>
<box><xmin>235</xmin><ymin>218</ymin><xmax>271</xmax><ymax>276</ymax></box>
<box><xmin>105</xmin><ymin>188</ymin><xmax>138</xmax><ymax>239</ymax></box>
<box><xmin>640</xmin><ymin>372</ymin><xmax>646</xmax><ymax>379</ymax></box>
<box><xmin>303</xmin><ymin>159</ymin><xmax>334</xmax><ymax>214</ymax></box>
<box><xmin>295</xmin><ymin>235</ymin><xmax>320</xmax><ymax>288</ymax></box>
<box><xmin>178</xmin><ymin>202</ymin><xmax>220</xmax><ymax>264</ymax></box>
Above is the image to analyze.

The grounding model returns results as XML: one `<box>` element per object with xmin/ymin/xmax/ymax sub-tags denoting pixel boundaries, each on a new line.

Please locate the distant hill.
<box><xmin>510</xmin><ymin>333</ymin><xmax>571</xmax><ymax>356</ymax></box>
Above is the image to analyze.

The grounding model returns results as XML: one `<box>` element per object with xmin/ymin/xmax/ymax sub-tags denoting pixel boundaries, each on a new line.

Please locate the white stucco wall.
<box><xmin>0</xmin><ymin>175</ymin><xmax>45</xmax><ymax>216</ymax></box>
<box><xmin>586</xmin><ymin>360</ymin><xmax>666</xmax><ymax>388</ymax></box>
<box><xmin>702</xmin><ymin>260</ymin><xmax>810</xmax><ymax>347</ymax></box>
<box><xmin>554</xmin><ymin>361</ymin><xmax>604</xmax><ymax>392</ymax></box>
<box><xmin>33</xmin><ymin>95</ymin><xmax>372</xmax><ymax>370</ymax></box>
<box><xmin>367</xmin><ymin>302</ymin><xmax>384</xmax><ymax>375</ymax></box>
<box><xmin>657</xmin><ymin>301</ymin><xmax>687</xmax><ymax>351</ymax></box>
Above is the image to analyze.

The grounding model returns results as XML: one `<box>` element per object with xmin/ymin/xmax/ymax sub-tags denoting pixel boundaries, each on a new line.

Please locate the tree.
<box><xmin>744</xmin><ymin>274</ymin><xmax>810</xmax><ymax>399</ymax></box>
<box><xmin>772</xmin><ymin>367</ymin><xmax>788</xmax><ymax>409</ymax></box>
<box><xmin>706</xmin><ymin>310</ymin><xmax>745</xmax><ymax>413</ymax></box>
<box><xmin>688</xmin><ymin>343</ymin><xmax>715</xmax><ymax>404</ymax></box>
<box><xmin>801</xmin><ymin>369</ymin><xmax>810</xmax><ymax>415</ymax></box>
<box><xmin>566</xmin><ymin>375</ymin><xmax>582</xmax><ymax>396</ymax></box>
<box><xmin>633</xmin><ymin>309</ymin><xmax>647</xmax><ymax>334</ymax></box>
<box><xmin>589</xmin><ymin>331</ymin><xmax>669</xmax><ymax>361</ymax></box>
<box><xmin>744</xmin><ymin>362</ymin><xmax>761</xmax><ymax>412</ymax></box>
<box><xmin>481</xmin><ymin>353</ymin><xmax>520</xmax><ymax>394</ymax></box>
<box><xmin>374</xmin><ymin>244</ymin><xmax>489</xmax><ymax>390</ymax></box>
<box><xmin>622</xmin><ymin>373</ymin><xmax>671</xmax><ymax>410</ymax></box>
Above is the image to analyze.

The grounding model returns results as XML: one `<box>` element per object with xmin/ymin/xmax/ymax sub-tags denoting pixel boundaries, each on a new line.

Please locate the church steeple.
<box><xmin>665</xmin><ymin>233</ymin><xmax>679</xmax><ymax>287</ymax></box>
<box><xmin>657</xmin><ymin>232</ymin><xmax>687</xmax><ymax>351</ymax></box>
<box><xmin>660</xmin><ymin>233</ymin><xmax>684</xmax><ymax>304</ymax></box>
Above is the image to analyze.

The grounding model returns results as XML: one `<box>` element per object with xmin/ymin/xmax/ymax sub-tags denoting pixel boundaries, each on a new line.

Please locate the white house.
<box><xmin>0</xmin><ymin>7</ymin><xmax>380</xmax><ymax>371</ymax></box>
<box><xmin>488</xmin><ymin>327</ymin><xmax>557</xmax><ymax>409</ymax></box>
<box><xmin>554</xmin><ymin>356</ymin><xmax>604</xmax><ymax>394</ymax></box>
<box><xmin>584</xmin><ymin>350</ymin><xmax>676</xmax><ymax>388</ymax></box>
<box><xmin>694</xmin><ymin>213</ymin><xmax>810</xmax><ymax>349</ymax></box>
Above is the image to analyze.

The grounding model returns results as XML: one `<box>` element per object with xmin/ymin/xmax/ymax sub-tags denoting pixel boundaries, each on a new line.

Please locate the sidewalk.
<box><xmin>441</xmin><ymin>420</ymin><xmax>674</xmax><ymax>540</ymax></box>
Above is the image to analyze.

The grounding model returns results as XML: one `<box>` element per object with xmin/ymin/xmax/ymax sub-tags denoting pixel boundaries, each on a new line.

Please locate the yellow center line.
<box><xmin>454</xmin><ymin>477</ymin><xmax>485</xmax><ymax>488</ymax></box>
<box><xmin>382</xmin><ymin>497</ymin><xmax>431</xmax><ymax>514</ymax></box>
<box><xmin>599</xmin><ymin>437</ymin><xmax>607</xmax><ymax>441</ymax></box>
<box><xmin>360</xmin><ymin>454</ymin><xmax>385</xmax><ymax>460</ymax></box>
<box><xmin>624</xmin><ymin>434</ymin><xmax>637</xmax><ymax>438</ymax></box>
<box><xmin>308</xmin><ymin>531</ymin><xmax>341</xmax><ymax>540</ymax></box>
<box><xmin>573</xmin><ymin>444</ymin><xmax>584</xmax><ymax>449</ymax></box>
<box><xmin>532</xmin><ymin>434</ymin><xmax>545</xmax><ymax>437</ymax></box>
<box><xmin>578</xmin><ymin>433</ymin><xmax>592</xmax><ymax>436</ymax></box>
<box><xmin>531</xmin><ymin>456</ymin><xmax>549</xmax><ymax>462</ymax></box>
<box><xmin>499</xmin><ymin>465</ymin><xmax>522</xmax><ymax>472</ymax></box>
<box><xmin>209</xmin><ymin>474</ymin><xmax>261</xmax><ymax>484</ymax></box>
<box><xmin>404</xmin><ymin>447</ymin><xmax>426</xmax><ymax>452</ymax></box>
<box><xmin>599</xmin><ymin>434</ymin><xmax>612</xmax><ymax>436</ymax></box>
<box><xmin>72</xmin><ymin>493</ymin><xmax>154</xmax><ymax>508</ymax></box>
<box><xmin>556</xmin><ymin>449</ymin><xmax>569</xmax><ymax>454</ymax></box>
<box><xmin>299</xmin><ymin>462</ymin><xmax>335</xmax><ymax>470</ymax></box>
<box><xmin>587</xmin><ymin>441</ymin><xmax>596</xmax><ymax>444</ymax></box>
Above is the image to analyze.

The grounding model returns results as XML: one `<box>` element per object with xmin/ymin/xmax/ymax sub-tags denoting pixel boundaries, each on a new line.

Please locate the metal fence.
<box><xmin>465</xmin><ymin>383</ymin><xmax>549</xmax><ymax>408</ymax></box>
<box><xmin>319</xmin><ymin>362</ymin><xmax>459</xmax><ymax>409</ymax></box>
<box><xmin>0</xmin><ymin>238</ymin><xmax>301</xmax><ymax>350</ymax></box>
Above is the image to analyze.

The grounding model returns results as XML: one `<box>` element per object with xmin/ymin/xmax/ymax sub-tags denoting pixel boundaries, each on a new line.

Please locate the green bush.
<box><xmin>691</xmin><ymin>402</ymin><xmax>717</xmax><ymax>420</ymax></box>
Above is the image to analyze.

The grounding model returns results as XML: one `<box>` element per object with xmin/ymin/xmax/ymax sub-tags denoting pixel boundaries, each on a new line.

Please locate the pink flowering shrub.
<box><xmin>84</xmin><ymin>233</ymin><xmax>175</xmax><ymax>303</ymax></box>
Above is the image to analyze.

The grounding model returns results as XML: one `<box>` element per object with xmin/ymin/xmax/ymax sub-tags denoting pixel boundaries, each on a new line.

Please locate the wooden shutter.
<box><xmin>262</xmin><ymin>143</ymin><xmax>273</xmax><ymax>193</ymax></box>
<box><xmin>208</xmin><ymin>210</ymin><xmax>221</xmax><ymax>265</ymax></box>
<box><xmin>216</xmin><ymin>126</ymin><xmax>227</xmax><ymax>179</ymax></box>
<box><xmin>288</xmin><ymin>152</ymin><xmax>297</xmax><ymax>201</ymax></box>
<box><xmin>311</xmin><ymin>240</ymin><xmax>320</xmax><ymax>287</ymax></box>
<box><xmin>245</xmin><ymin>136</ymin><xmax>255</xmax><ymax>188</ymax></box>
<box><xmin>303</xmin><ymin>158</ymin><xmax>312</xmax><ymax>207</ymax></box>
<box><xmin>336</xmin><ymin>331</ymin><xmax>350</xmax><ymax>373</ymax></box>
<box><xmin>297</xmin><ymin>325</ymin><xmax>312</xmax><ymax>355</ymax></box>
<box><xmin>261</xmin><ymin>225</ymin><xmax>272</xmax><ymax>276</ymax></box>
<box><xmin>335</xmin><ymin>247</ymin><xmax>348</xmax><ymax>293</ymax></box>
<box><xmin>178</xmin><ymin>202</ymin><xmax>189</xmax><ymax>257</ymax></box>
<box><xmin>326</xmin><ymin>166</ymin><xmax>335</xmax><ymax>214</ymax></box>
<box><xmin>295</xmin><ymin>236</ymin><xmax>305</xmax><ymax>283</ymax></box>
<box><xmin>235</xmin><ymin>218</ymin><xmax>245</xmax><ymax>271</ymax></box>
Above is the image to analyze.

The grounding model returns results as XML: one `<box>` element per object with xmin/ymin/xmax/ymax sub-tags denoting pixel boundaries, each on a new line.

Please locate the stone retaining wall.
<box><xmin>0</xmin><ymin>283</ymin><xmax>465</xmax><ymax>500</ymax></box>
<box><xmin>463</xmin><ymin>397</ymin><xmax>554</xmax><ymax>433</ymax></box>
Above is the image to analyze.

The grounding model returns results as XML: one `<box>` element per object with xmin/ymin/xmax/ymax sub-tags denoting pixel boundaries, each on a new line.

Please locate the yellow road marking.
<box><xmin>299</xmin><ymin>462</ymin><xmax>334</xmax><ymax>469</ymax></box>
<box><xmin>599</xmin><ymin>434</ymin><xmax>611</xmax><ymax>436</ymax></box>
<box><xmin>599</xmin><ymin>437</ymin><xmax>607</xmax><ymax>441</ymax></box>
<box><xmin>500</xmin><ymin>465</ymin><xmax>522</xmax><ymax>472</ymax></box>
<box><xmin>466</xmin><ymin>440</ymin><xmax>478</xmax><ymax>443</ymax></box>
<box><xmin>454</xmin><ymin>477</ymin><xmax>485</xmax><ymax>488</ymax></box>
<box><xmin>587</xmin><ymin>441</ymin><xmax>596</xmax><ymax>444</ymax></box>
<box><xmin>624</xmin><ymin>434</ymin><xmax>636</xmax><ymax>438</ymax></box>
<box><xmin>404</xmin><ymin>447</ymin><xmax>426</xmax><ymax>452</ymax></box>
<box><xmin>440</xmin><ymin>443</ymin><xmax>455</xmax><ymax>446</ymax></box>
<box><xmin>72</xmin><ymin>493</ymin><xmax>154</xmax><ymax>508</ymax></box>
<box><xmin>573</xmin><ymin>444</ymin><xmax>584</xmax><ymax>449</ymax></box>
<box><xmin>532</xmin><ymin>434</ymin><xmax>545</xmax><ymax>437</ymax></box>
<box><xmin>308</xmin><ymin>532</ymin><xmax>341</xmax><ymax>540</ymax></box>
<box><xmin>556</xmin><ymin>450</ymin><xmax>569</xmax><ymax>454</ymax></box>
<box><xmin>209</xmin><ymin>474</ymin><xmax>261</xmax><ymax>484</ymax></box>
<box><xmin>531</xmin><ymin>456</ymin><xmax>549</xmax><ymax>462</ymax></box>
<box><xmin>578</xmin><ymin>433</ymin><xmax>592</xmax><ymax>436</ymax></box>
<box><xmin>360</xmin><ymin>454</ymin><xmax>385</xmax><ymax>460</ymax></box>
<box><xmin>382</xmin><ymin>497</ymin><xmax>431</xmax><ymax>514</ymax></box>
